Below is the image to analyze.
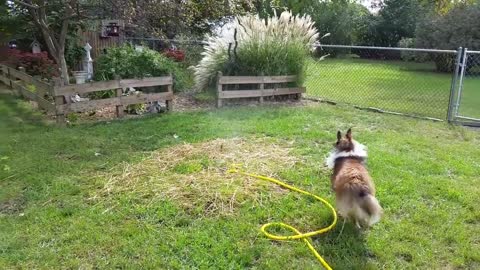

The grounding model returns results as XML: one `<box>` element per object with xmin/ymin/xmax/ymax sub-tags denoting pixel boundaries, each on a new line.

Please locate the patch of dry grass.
<box><xmin>93</xmin><ymin>137</ymin><xmax>302</xmax><ymax>215</ymax></box>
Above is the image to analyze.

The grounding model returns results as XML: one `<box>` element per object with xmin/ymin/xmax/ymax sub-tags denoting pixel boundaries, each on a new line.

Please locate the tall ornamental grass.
<box><xmin>193</xmin><ymin>11</ymin><xmax>319</xmax><ymax>91</ymax></box>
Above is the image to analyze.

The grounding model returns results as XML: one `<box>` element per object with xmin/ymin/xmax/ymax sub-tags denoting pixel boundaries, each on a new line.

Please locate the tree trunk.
<box><xmin>58</xmin><ymin>52</ymin><xmax>70</xmax><ymax>84</ymax></box>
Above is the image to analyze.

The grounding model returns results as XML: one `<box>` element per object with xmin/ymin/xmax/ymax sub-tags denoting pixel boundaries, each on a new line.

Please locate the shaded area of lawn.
<box><xmin>1</xmin><ymin>90</ymin><xmax>480</xmax><ymax>269</ymax></box>
<box><xmin>306</xmin><ymin>58</ymin><xmax>480</xmax><ymax>120</ymax></box>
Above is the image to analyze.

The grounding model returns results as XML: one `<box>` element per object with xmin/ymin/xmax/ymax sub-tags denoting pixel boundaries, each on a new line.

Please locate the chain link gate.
<box><xmin>448</xmin><ymin>48</ymin><xmax>480</xmax><ymax>126</ymax></box>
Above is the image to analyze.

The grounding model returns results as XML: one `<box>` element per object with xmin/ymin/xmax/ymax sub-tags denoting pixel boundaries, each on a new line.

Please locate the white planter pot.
<box><xmin>72</xmin><ymin>71</ymin><xmax>89</xmax><ymax>84</ymax></box>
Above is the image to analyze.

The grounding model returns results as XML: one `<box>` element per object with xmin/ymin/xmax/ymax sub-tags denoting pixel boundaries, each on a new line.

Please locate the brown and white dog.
<box><xmin>325</xmin><ymin>128</ymin><xmax>382</xmax><ymax>228</ymax></box>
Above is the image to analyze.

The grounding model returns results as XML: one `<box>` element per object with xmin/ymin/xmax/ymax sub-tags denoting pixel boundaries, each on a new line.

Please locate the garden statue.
<box><xmin>83</xmin><ymin>43</ymin><xmax>93</xmax><ymax>81</ymax></box>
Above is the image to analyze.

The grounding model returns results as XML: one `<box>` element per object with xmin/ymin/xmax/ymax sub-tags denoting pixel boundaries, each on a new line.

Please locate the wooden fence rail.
<box><xmin>0</xmin><ymin>64</ymin><xmax>174</xmax><ymax>124</ymax></box>
<box><xmin>0</xmin><ymin>64</ymin><xmax>56</xmax><ymax>114</ymax></box>
<box><xmin>216</xmin><ymin>72</ymin><xmax>306</xmax><ymax>107</ymax></box>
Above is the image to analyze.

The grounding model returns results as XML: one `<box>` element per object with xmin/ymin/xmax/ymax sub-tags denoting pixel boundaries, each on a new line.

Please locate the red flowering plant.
<box><xmin>163</xmin><ymin>48</ymin><xmax>185</xmax><ymax>62</ymax></box>
<box><xmin>2</xmin><ymin>49</ymin><xmax>58</xmax><ymax>79</ymax></box>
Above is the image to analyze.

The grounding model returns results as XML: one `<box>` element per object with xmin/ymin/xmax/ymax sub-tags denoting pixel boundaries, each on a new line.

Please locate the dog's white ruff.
<box><xmin>325</xmin><ymin>140</ymin><xmax>368</xmax><ymax>169</ymax></box>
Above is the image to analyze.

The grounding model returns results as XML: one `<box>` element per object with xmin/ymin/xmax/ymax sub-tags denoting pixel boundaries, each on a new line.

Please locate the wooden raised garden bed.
<box><xmin>216</xmin><ymin>72</ymin><xmax>306</xmax><ymax>108</ymax></box>
<box><xmin>0</xmin><ymin>64</ymin><xmax>173</xmax><ymax>124</ymax></box>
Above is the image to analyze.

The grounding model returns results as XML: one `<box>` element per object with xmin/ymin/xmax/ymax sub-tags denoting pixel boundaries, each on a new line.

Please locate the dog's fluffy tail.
<box><xmin>360</xmin><ymin>194</ymin><xmax>383</xmax><ymax>227</ymax></box>
<box><xmin>342</xmin><ymin>182</ymin><xmax>383</xmax><ymax>227</ymax></box>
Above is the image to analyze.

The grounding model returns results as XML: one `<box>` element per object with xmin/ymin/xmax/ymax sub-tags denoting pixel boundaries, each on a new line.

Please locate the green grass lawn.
<box><xmin>1</xmin><ymin>91</ymin><xmax>480</xmax><ymax>269</ymax></box>
<box><xmin>306</xmin><ymin>58</ymin><xmax>480</xmax><ymax>120</ymax></box>
<box><xmin>459</xmin><ymin>76</ymin><xmax>480</xmax><ymax>119</ymax></box>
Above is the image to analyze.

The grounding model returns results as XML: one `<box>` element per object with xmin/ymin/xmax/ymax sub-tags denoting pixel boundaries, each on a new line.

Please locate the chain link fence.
<box><xmin>306</xmin><ymin>45</ymin><xmax>462</xmax><ymax>120</ymax></box>
<box><xmin>119</xmin><ymin>40</ymin><xmax>479</xmax><ymax>124</ymax></box>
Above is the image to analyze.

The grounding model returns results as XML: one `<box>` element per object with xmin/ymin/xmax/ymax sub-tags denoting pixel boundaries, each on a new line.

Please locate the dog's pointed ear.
<box><xmin>337</xmin><ymin>131</ymin><xmax>342</xmax><ymax>141</ymax></box>
<box><xmin>346</xmin><ymin>128</ymin><xmax>352</xmax><ymax>141</ymax></box>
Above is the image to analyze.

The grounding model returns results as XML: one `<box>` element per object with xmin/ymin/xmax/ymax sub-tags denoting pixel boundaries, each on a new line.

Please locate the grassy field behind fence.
<box><xmin>1</xmin><ymin>88</ymin><xmax>480</xmax><ymax>269</ymax></box>
<box><xmin>305</xmin><ymin>58</ymin><xmax>480</xmax><ymax>120</ymax></box>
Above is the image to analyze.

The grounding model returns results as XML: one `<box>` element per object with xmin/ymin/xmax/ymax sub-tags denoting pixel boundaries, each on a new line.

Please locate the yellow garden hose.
<box><xmin>228</xmin><ymin>166</ymin><xmax>338</xmax><ymax>270</ymax></box>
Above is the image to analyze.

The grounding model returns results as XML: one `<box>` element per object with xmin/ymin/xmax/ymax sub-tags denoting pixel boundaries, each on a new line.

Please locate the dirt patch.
<box><xmin>173</xmin><ymin>92</ymin><xmax>215</xmax><ymax>112</ymax></box>
<box><xmin>93</xmin><ymin>137</ymin><xmax>302</xmax><ymax>215</ymax></box>
<box><xmin>0</xmin><ymin>195</ymin><xmax>26</xmax><ymax>215</ymax></box>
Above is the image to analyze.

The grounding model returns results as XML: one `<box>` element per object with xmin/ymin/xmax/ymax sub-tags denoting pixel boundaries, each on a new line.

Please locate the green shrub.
<box><xmin>95</xmin><ymin>44</ymin><xmax>190</xmax><ymax>92</ymax></box>
<box><xmin>65</xmin><ymin>37</ymin><xmax>85</xmax><ymax>70</ymax></box>
<box><xmin>397</xmin><ymin>38</ymin><xmax>428</xmax><ymax>62</ymax></box>
<box><xmin>398</xmin><ymin>38</ymin><xmax>416</xmax><ymax>61</ymax></box>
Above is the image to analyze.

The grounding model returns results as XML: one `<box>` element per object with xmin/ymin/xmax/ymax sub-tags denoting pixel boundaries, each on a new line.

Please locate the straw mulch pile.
<box><xmin>93</xmin><ymin>137</ymin><xmax>302</xmax><ymax>215</ymax></box>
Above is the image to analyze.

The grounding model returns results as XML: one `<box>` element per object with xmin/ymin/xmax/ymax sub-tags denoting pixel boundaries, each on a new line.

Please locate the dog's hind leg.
<box><xmin>336</xmin><ymin>217</ymin><xmax>347</xmax><ymax>240</ymax></box>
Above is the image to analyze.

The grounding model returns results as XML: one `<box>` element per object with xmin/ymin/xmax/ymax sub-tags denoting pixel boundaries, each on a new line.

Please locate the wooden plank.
<box><xmin>0</xmin><ymin>65</ymin><xmax>8</xmax><ymax>83</ymax></box>
<box><xmin>6</xmin><ymin>66</ymin><xmax>13</xmax><ymax>89</ymax></box>
<box><xmin>115</xmin><ymin>88</ymin><xmax>123</xmax><ymax>118</ymax></box>
<box><xmin>23</xmin><ymin>81</ymin><xmax>50</xmax><ymax>98</ymax></box>
<box><xmin>53</xmin><ymin>78</ymin><xmax>66</xmax><ymax>124</ymax></box>
<box><xmin>55</xmin><ymin>95</ymin><xmax>66</xmax><ymax>124</ymax></box>
<box><xmin>57</xmin><ymin>97</ymin><xmax>121</xmax><ymax>114</ymax></box>
<box><xmin>1</xmin><ymin>65</ymin><xmax>9</xmax><ymax>77</ymax></box>
<box><xmin>120</xmin><ymin>76</ymin><xmax>173</xmax><ymax>88</ymax></box>
<box><xmin>219</xmin><ymin>76</ymin><xmax>262</xmax><ymax>84</ymax></box>
<box><xmin>120</xmin><ymin>92</ymin><xmax>173</xmax><ymax>106</ymax></box>
<box><xmin>263</xmin><ymin>75</ymin><xmax>297</xmax><ymax>84</ymax></box>
<box><xmin>56</xmin><ymin>92</ymin><xmax>173</xmax><ymax>114</ymax></box>
<box><xmin>219</xmin><ymin>75</ymin><xmax>297</xmax><ymax>84</ymax></box>
<box><xmin>166</xmin><ymin>83</ymin><xmax>173</xmax><ymax>111</ymax></box>
<box><xmin>54</xmin><ymin>80</ymin><xmax>121</xmax><ymax>95</ymax></box>
<box><xmin>219</xmin><ymin>87</ymin><xmax>305</xmax><ymax>99</ymax></box>
<box><xmin>217</xmin><ymin>72</ymin><xmax>223</xmax><ymax>108</ymax></box>
<box><xmin>0</xmin><ymin>65</ymin><xmax>8</xmax><ymax>85</ymax></box>
<box><xmin>0</xmin><ymin>74</ymin><xmax>9</xmax><ymax>86</ymax></box>
<box><xmin>37</xmin><ymin>96</ymin><xmax>55</xmax><ymax>114</ymax></box>
<box><xmin>54</xmin><ymin>76</ymin><xmax>173</xmax><ymax>95</ymax></box>
<box><xmin>7</xmin><ymin>68</ymin><xmax>52</xmax><ymax>94</ymax></box>
<box><xmin>259</xmin><ymin>74</ymin><xmax>264</xmax><ymax>104</ymax></box>
<box><xmin>12</xmin><ymin>81</ymin><xmax>37</xmax><ymax>101</ymax></box>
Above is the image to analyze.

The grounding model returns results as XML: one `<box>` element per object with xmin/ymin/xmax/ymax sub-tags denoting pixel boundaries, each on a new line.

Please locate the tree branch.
<box><xmin>12</xmin><ymin>0</ymin><xmax>46</xmax><ymax>9</ymax></box>
<box><xmin>21</xmin><ymin>0</ymin><xmax>59</xmax><ymax>61</ymax></box>
<box><xmin>36</xmin><ymin>3</ymin><xmax>61</xmax><ymax>51</ymax></box>
<box><xmin>59</xmin><ymin>8</ymin><xmax>73</xmax><ymax>51</ymax></box>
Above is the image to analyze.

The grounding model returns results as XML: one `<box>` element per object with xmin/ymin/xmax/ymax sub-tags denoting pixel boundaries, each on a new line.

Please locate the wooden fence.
<box><xmin>80</xmin><ymin>31</ymin><xmax>124</xmax><ymax>59</ymax></box>
<box><xmin>0</xmin><ymin>64</ymin><xmax>56</xmax><ymax>114</ymax></box>
<box><xmin>0</xmin><ymin>64</ymin><xmax>173</xmax><ymax>123</ymax></box>
<box><xmin>216</xmin><ymin>72</ymin><xmax>306</xmax><ymax>107</ymax></box>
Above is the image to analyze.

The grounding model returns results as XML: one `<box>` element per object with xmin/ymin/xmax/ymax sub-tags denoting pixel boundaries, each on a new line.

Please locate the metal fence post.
<box><xmin>453</xmin><ymin>48</ymin><xmax>468</xmax><ymax>119</ymax></box>
<box><xmin>447</xmin><ymin>47</ymin><xmax>463</xmax><ymax>122</ymax></box>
